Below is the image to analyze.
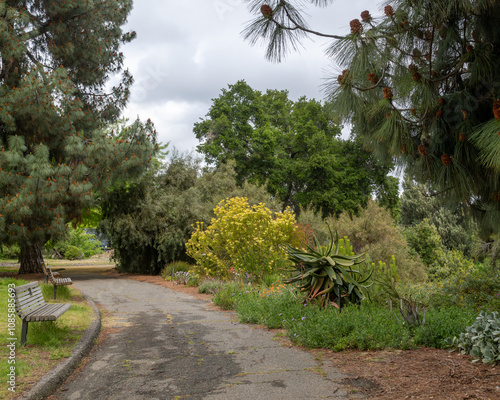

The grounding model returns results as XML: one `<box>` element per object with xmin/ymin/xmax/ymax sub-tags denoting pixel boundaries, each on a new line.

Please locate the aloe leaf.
<box><xmin>333</xmin><ymin>229</ymin><xmax>340</xmax><ymax>255</ymax></box>
<box><xmin>330</xmin><ymin>300</ymin><xmax>340</xmax><ymax>310</ymax></box>
<box><xmin>325</xmin><ymin>266</ymin><xmax>337</xmax><ymax>281</ymax></box>
<box><xmin>334</xmin><ymin>258</ymin><xmax>355</xmax><ymax>267</ymax></box>
<box><xmin>317</xmin><ymin>283</ymin><xmax>338</xmax><ymax>296</ymax></box>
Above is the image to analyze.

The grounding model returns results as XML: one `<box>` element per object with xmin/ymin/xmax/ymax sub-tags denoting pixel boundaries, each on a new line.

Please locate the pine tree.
<box><xmin>242</xmin><ymin>0</ymin><xmax>500</xmax><ymax>236</ymax></box>
<box><xmin>0</xmin><ymin>1</ymin><xmax>157</xmax><ymax>273</ymax></box>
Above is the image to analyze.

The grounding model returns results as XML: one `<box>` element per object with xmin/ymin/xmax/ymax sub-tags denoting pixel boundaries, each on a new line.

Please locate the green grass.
<box><xmin>0</xmin><ymin>278</ymin><xmax>94</xmax><ymax>398</ymax></box>
<box><xmin>40</xmin><ymin>283</ymin><xmax>72</xmax><ymax>300</ymax></box>
<box><xmin>213</xmin><ymin>280</ymin><xmax>477</xmax><ymax>351</ymax></box>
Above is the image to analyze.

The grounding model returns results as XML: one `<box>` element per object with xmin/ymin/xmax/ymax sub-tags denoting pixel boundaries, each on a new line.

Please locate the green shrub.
<box><xmin>0</xmin><ymin>244</ymin><xmax>20</xmax><ymax>260</ymax></box>
<box><xmin>413</xmin><ymin>306</ymin><xmax>476</xmax><ymax>348</ymax></box>
<box><xmin>198</xmin><ymin>279</ymin><xmax>224</xmax><ymax>295</ymax></box>
<box><xmin>404</xmin><ymin>219</ymin><xmax>444</xmax><ymax>268</ymax></box>
<box><xmin>430</xmin><ymin>264</ymin><xmax>500</xmax><ymax>311</ymax></box>
<box><xmin>45</xmin><ymin>227</ymin><xmax>103</xmax><ymax>259</ymax></box>
<box><xmin>236</xmin><ymin>286</ymin><xmax>303</xmax><ymax>329</ymax></box>
<box><xmin>451</xmin><ymin>311</ymin><xmax>500</xmax><ymax>364</ymax></box>
<box><xmin>212</xmin><ymin>282</ymin><xmax>250</xmax><ymax>310</ymax></box>
<box><xmin>300</xmin><ymin>201</ymin><xmax>427</xmax><ymax>283</ymax></box>
<box><xmin>221</xmin><ymin>280</ymin><xmax>475</xmax><ymax>351</ymax></box>
<box><xmin>161</xmin><ymin>261</ymin><xmax>192</xmax><ymax>280</ymax></box>
<box><xmin>428</xmin><ymin>249</ymin><xmax>476</xmax><ymax>282</ymax></box>
<box><xmin>63</xmin><ymin>245</ymin><xmax>84</xmax><ymax>260</ymax></box>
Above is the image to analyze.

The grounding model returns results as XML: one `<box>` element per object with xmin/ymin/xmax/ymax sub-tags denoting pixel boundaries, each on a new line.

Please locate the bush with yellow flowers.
<box><xmin>186</xmin><ymin>197</ymin><xmax>300</xmax><ymax>280</ymax></box>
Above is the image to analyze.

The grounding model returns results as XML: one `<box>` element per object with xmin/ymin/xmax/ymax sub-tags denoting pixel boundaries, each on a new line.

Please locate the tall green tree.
<box><xmin>100</xmin><ymin>154</ymin><xmax>281</xmax><ymax>275</ymax></box>
<box><xmin>0</xmin><ymin>1</ymin><xmax>156</xmax><ymax>273</ymax></box>
<box><xmin>194</xmin><ymin>80</ymin><xmax>392</xmax><ymax>217</ymax></box>
<box><xmin>242</xmin><ymin>0</ymin><xmax>500</xmax><ymax>235</ymax></box>
<box><xmin>400</xmin><ymin>177</ymin><xmax>477</xmax><ymax>255</ymax></box>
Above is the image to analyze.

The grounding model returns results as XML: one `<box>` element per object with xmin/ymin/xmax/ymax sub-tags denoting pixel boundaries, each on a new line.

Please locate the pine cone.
<box><xmin>436</xmin><ymin>109</ymin><xmax>443</xmax><ymax>119</ymax></box>
<box><xmin>493</xmin><ymin>99</ymin><xmax>500</xmax><ymax>120</ymax></box>
<box><xmin>399</xmin><ymin>20</ymin><xmax>410</xmax><ymax>30</ymax></box>
<box><xmin>418</xmin><ymin>144</ymin><xmax>428</xmax><ymax>156</ymax></box>
<box><xmin>367</xmin><ymin>73</ymin><xmax>378</xmax><ymax>85</ymax></box>
<box><xmin>361</xmin><ymin>10</ymin><xmax>371</xmax><ymax>21</ymax></box>
<box><xmin>441</xmin><ymin>154</ymin><xmax>452</xmax><ymax>166</ymax></box>
<box><xmin>462</xmin><ymin>110</ymin><xmax>467</xmax><ymax>120</ymax></box>
<box><xmin>384</xmin><ymin>5</ymin><xmax>395</xmax><ymax>17</ymax></box>
<box><xmin>260</xmin><ymin>5</ymin><xmax>273</xmax><ymax>17</ymax></box>
<box><xmin>459</xmin><ymin>133</ymin><xmax>467</xmax><ymax>143</ymax></box>
<box><xmin>439</xmin><ymin>98</ymin><xmax>446</xmax><ymax>105</ymax></box>
<box><xmin>337</xmin><ymin>69</ymin><xmax>351</xmax><ymax>86</ymax></box>
<box><xmin>466</xmin><ymin>45</ymin><xmax>474</xmax><ymax>53</ymax></box>
<box><xmin>383</xmin><ymin>87</ymin><xmax>393</xmax><ymax>100</ymax></box>
<box><xmin>412</xmin><ymin>72</ymin><xmax>422</xmax><ymax>81</ymax></box>
<box><xmin>386</xmin><ymin>112</ymin><xmax>392</xmax><ymax>119</ymax></box>
<box><xmin>350</xmin><ymin>19</ymin><xmax>363</xmax><ymax>34</ymax></box>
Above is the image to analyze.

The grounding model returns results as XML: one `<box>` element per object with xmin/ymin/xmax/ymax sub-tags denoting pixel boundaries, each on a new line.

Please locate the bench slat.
<box><xmin>54</xmin><ymin>279</ymin><xmax>72</xmax><ymax>285</ymax></box>
<box><xmin>16</xmin><ymin>289</ymin><xmax>44</xmax><ymax>304</ymax></box>
<box><xmin>16</xmin><ymin>294</ymin><xmax>45</xmax><ymax>312</ymax></box>
<box><xmin>17</xmin><ymin>290</ymin><xmax>44</xmax><ymax>305</ymax></box>
<box><xmin>24</xmin><ymin>302</ymin><xmax>67</xmax><ymax>319</ymax></box>
<box><xmin>14</xmin><ymin>281</ymin><xmax>39</xmax><ymax>293</ymax></box>
<box><xmin>16</xmin><ymin>286</ymin><xmax>43</xmax><ymax>299</ymax></box>
<box><xmin>24</xmin><ymin>303</ymin><xmax>72</xmax><ymax>322</ymax></box>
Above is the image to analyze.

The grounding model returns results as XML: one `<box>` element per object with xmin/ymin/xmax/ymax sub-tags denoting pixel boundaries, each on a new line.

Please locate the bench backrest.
<box><xmin>41</xmin><ymin>263</ymin><xmax>56</xmax><ymax>284</ymax></box>
<box><xmin>14</xmin><ymin>282</ymin><xmax>46</xmax><ymax>320</ymax></box>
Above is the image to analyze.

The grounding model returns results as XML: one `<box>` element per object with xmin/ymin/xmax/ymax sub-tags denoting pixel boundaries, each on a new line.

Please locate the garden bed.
<box><xmin>127</xmin><ymin>274</ymin><xmax>500</xmax><ymax>400</ymax></box>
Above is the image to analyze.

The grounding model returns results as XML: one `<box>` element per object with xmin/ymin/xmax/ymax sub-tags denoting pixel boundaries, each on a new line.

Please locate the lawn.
<box><xmin>0</xmin><ymin>278</ymin><xmax>94</xmax><ymax>399</ymax></box>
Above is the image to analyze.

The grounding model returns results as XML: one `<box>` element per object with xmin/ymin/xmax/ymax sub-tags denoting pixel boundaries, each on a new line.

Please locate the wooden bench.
<box><xmin>14</xmin><ymin>281</ymin><xmax>72</xmax><ymax>346</ymax></box>
<box><xmin>42</xmin><ymin>262</ymin><xmax>73</xmax><ymax>299</ymax></box>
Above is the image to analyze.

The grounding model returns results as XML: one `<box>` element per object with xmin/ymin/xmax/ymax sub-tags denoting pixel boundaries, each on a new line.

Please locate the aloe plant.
<box><xmin>282</xmin><ymin>232</ymin><xmax>372</xmax><ymax>309</ymax></box>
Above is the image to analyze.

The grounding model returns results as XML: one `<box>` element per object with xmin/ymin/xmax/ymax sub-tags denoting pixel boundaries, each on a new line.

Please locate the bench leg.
<box><xmin>44</xmin><ymin>275</ymin><xmax>48</xmax><ymax>284</ymax></box>
<box><xmin>21</xmin><ymin>321</ymin><xmax>28</xmax><ymax>347</ymax></box>
<box><xmin>53</xmin><ymin>285</ymin><xmax>57</xmax><ymax>300</ymax></box>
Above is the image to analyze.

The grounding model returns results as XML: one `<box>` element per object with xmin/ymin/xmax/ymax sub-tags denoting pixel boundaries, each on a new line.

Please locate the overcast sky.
<box><xmin>119</xmin><ymin>0</ymin><xmax>380</xmax><ymax>152</ymax></box>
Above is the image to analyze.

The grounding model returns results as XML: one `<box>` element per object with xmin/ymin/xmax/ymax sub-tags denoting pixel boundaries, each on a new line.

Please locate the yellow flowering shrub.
<box><xmin>186</xmin><ymin>197</ymin><xmax>300</xmax><ymax>279</ymax></box>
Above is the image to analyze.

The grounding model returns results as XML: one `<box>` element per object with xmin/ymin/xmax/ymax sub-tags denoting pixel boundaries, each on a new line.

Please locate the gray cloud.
<box><xmin>120</xmin><ymin>0</ymin><xmax>376</xmax><ymax>151</ymax></box>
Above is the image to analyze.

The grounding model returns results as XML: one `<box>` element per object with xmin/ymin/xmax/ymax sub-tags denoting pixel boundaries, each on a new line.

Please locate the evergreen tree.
<box><xmin>242</xmin><ymin>0</ymin><xmax>500</xmax><ymax>235</ymax></box>
<box><xmin>0</xmin><ymin>1</ymin><xmax>156</xmax><ymax>273</ymax></box>
<box><xmin>195</xmin><ymin>80</ymin><xmax>392</xmax><ymax>217</ymax></box>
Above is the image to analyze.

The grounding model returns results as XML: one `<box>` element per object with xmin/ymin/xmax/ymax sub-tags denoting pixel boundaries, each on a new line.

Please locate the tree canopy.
<box><xmin>0</xmin><ymin>1</ymin><xmax>156</xmax><ymax>272</ymax></box>
<box><xmin>194</xmin><ymin>80</ymin><xmax>394</xmax><ymax>217</ymax></box>
<box><xmin>242</xmin><ymin>0</ymin><xmax>500</xmax><ymax>235</ymax></box>
<box><xmin>100</xmin><ymin>153</ymin><xmax>282</xmax><ymax>275</ymax></box>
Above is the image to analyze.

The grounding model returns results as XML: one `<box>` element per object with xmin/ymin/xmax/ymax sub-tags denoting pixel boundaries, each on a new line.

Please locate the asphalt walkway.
<box><xmin>51</xmin><ymin>272</ymin><xmax>352</xmax><ymax>400</ymax></box>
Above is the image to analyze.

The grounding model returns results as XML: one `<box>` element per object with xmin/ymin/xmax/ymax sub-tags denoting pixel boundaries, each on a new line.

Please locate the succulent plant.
<box><xmin>282</xmin><ymin>230</ymin><xmax>372</xmax><ymax>309</ymax></box>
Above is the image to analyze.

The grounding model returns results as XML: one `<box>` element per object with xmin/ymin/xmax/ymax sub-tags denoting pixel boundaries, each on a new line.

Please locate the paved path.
<box><xmin>52</xmin><ymin>273</ymin><xmax>351</xmax><ymax>400</ymax></box>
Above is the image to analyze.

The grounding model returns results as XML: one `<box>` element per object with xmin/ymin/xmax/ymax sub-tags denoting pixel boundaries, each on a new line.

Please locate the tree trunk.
<box><xmin>18</xmin><ymin>243</ymin><xmax>44</xmax><ymax>274</ymax></box>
